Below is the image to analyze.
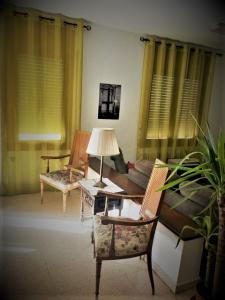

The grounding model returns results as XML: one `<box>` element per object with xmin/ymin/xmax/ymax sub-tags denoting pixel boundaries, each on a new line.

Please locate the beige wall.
<box><xmin>10</xmin><ymin>0</ymin><xmax>224</xmax><ymax>49</ymax></box>
<box><xmin>81</xmin><ymin>23</ymin><xmax>143</xmax><ymax>162</ymax></box>
<box><xmin>82</xmin><ymin>22</ymin><xmax>224</xmax><ymax>163</ymax></box>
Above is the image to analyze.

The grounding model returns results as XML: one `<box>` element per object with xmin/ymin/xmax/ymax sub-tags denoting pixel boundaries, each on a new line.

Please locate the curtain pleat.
<box><xmin>137</xmin><ymin>39</ymin><xmax>155</xmax><ymax>159</ymax></box>
<box><xmin>137</xmin><ymin>38</ymin><xmax>216</xmax><ymax>162</ymax></box>
<box><xmin>1</xmin><ymin>7</ymin><xmax>84</xmax><ymax>195</ymax></box>
<box><xmin>171</xmin><ymin>45</ymin><xmax>188</xmax><ymax>157</ymax></box>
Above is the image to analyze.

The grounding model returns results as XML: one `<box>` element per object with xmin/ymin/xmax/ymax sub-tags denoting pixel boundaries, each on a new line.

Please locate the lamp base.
<box><xmin>94</xmin><ymin>180</ymin><xmax>107</xmax><ymax>188</ymax></box>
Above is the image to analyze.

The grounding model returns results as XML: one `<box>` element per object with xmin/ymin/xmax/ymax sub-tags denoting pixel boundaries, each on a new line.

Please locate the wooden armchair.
<box><xmin>92</xmin><ymin>159</ymin><xmax>169</xmax><ymax>296</ymax></box>
<box><xmin>40</xmin><ymin>130</ymin><xmax>91</xmax><ymax>212</ymax></box>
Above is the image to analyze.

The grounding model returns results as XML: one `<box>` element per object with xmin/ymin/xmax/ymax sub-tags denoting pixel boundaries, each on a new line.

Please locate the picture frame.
<box><xmin>98</xmin><ymin>83</ymin><xmax>121</xmax><ymax>120</ymax></box>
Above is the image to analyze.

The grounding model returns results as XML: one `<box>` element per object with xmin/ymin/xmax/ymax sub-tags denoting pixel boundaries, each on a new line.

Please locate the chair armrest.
<box><xmin>97</xmin><ymin>192</ymin><xmax>144</xmax><ymax>216</ymax></box>
<box><xmin>41</xmin><ymin>154</ymin><xmax>70</xmax><ymax>173</ymax></box>
<box><xmin>41</xmin><ymin>154</ymin><xmax>70</xmax><ymax>160</ymax></box>
<box><xmin>97</xmin><ymin>191</ymin><xmax>145</xmax><ymax>200</ymax></box>
<box><xmin>65</xmin><ymin>164</ymin><xmax>84</xmax><ymax>170</ymax></box>
<box><xmin>101</xmin><ymin>215</ymin><xmax>158</xmax><ymax>226</ymax></box>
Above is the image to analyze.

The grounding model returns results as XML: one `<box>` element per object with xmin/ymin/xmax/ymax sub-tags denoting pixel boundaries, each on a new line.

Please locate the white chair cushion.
<box><xmin>94</xmin><ymin>215</ymin><xmax>150</xmax><ymax>258</ymax></box>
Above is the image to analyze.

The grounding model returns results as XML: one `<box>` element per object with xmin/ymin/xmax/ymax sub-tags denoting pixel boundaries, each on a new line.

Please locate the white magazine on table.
<box><xmin>79</xmin><ymin>178</ymin><xmax>123</xmax><ymax>196</ymax></box>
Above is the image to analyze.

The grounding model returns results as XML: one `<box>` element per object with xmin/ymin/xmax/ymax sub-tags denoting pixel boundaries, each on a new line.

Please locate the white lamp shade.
<box><xmin>86</xmin><ymin>128</ymin><xmax>120</xmax><ymax>156</ymax></box>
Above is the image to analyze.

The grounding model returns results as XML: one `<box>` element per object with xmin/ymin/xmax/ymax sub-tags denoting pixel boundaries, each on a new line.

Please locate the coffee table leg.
<box><xmin>80</xmin><ymin>189</ymin><xmax>84</xmax><ymax>222</ymax></box>
<box><xmin>119</xmin><ymin>199</ymin><xmax>123</xmax><ymax>216</ymax></box>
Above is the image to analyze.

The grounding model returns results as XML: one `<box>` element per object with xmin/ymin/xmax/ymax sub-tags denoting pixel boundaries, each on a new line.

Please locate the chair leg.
<box><xmin>147</xmin><ymin>253</ymin><xmax>155</xmax><ymax>295</ymax></box>
<box><xmin>92</xmin><ymin>222</ymin><xmax>96</xmax><ymax>257</ymax></box>
<box><xmin>93</xmin><ymin>237</ymin><xmax>96</xmax><ymax>258</ymax></box>
<box><xmin>63</xmin><ymin>192</ymin><xmax>67</xmax><ymax>213</ymax></box>
<box><xmin>40</xmin><ymin>181</ymin><xmax>44</xmax><ymax>204</ymax></box>
<box><xmin>80</xmin><ymin>190</ymin><xmax>84</xmax><ymax>222</ymax></box>
<box><xmin>96</xmin><ymin>259</ymin><xmax>102</xmax><ymax>296</ymax></box>
<box><xmin>140</xmin><ymin>254</ymin><xmax>146</xmax><ymax>261</ymax></box>
<box><xmin>91</xmin><ymin>231</ymin><xmax>94</xmax><ymax>244</ymax></box>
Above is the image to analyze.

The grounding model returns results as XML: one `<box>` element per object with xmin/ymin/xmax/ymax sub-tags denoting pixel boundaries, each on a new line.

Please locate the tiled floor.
<box><xmin>1</xmin><ymin>190</ymin><xmax>196</xmax><ymax>299</ymax></box>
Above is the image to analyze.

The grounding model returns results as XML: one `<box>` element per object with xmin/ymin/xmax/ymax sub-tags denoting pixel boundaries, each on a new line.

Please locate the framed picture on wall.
<box><xmin>98</xmin><ymin>83</ymin><xmax>121</xmax><ymax>119</ymax></box>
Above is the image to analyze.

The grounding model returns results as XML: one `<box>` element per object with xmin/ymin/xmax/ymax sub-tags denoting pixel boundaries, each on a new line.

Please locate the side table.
<box><xmin>79</xmin><ymin>177</ymin><xmax>124</xmax><ymax>221</ymax></box>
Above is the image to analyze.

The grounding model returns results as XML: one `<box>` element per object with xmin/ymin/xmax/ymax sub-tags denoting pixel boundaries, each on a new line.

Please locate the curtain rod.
<box><xmin>13</xmin><ymin>10</ymin><xmax>91</xmax><ymax>31</ymax></box>
<box><xmin>140</xmin><ymin>36</ymin><xmax>223</xmax><ymax>57</ymax></box>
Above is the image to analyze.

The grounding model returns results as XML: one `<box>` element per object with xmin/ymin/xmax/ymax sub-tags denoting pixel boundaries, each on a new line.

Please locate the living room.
<box><xmin>1</xmin><ymin>0</ymin><xmax>225</xmax><ymax>299</ymax></box>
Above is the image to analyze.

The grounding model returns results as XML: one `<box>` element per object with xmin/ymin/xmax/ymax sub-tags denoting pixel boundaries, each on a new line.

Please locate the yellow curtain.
<box><xmin>1</xmin><ymin>7</ymin><xmax>84</xmax><ymax>195</ymax></box>
<box><xmin>137</xmin><ymin>38</ymin><xmax>216</xmax><ymax>161</ymax></box>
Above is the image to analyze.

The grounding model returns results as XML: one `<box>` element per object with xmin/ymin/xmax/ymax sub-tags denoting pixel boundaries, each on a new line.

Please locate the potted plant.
<box><xmin>177</xmin><ymin>207</ymin><xmax>218</xmax><ymax>299</ymax></box>
<box><xmin>158</xmin><ymin>122</ymin><xmax>225</xmax><ymax>300</ymax></box>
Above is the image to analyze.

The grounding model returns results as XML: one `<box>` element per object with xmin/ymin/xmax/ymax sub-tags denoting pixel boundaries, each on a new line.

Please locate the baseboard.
<box><xmin>176</xmin><ymin>280</ymin><xmax>198</xmax><ymax>293</ymax></box>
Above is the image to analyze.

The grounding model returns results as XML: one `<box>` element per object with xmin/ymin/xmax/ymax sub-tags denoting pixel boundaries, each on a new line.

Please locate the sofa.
<box><xmin>127</xmin><ymin>159</ymin><xmax>213</xmax><ymax>218</ymax></box>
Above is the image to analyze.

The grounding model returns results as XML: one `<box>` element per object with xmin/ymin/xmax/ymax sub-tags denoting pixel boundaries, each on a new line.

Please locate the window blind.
<box><xmin>17</xmin><ymin>55</ymin><xmax>63</xmax><ymax>141</ymax></box>
<box><xmin>146</xmin><ymin>74</ymin><xmax>175</xmax><ymax>139</ymax></box>
<box><xmin>146</xmin><ymin>74</ymin><xmax>199</xmax><ymax>140</ymax></box>
<box><xmin>177</xmin><ymin>78</ymin><xmax>199</xmax><ymax>138</ymax></box>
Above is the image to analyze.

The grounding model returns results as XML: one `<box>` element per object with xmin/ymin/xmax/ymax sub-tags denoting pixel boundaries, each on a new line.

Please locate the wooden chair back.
<box><xmin>69</xmin><ymin>130</ymin><xmax>91</xmax><ymax>170</ymax></box>
<box><xmin>140</xmin><ymin>159</ymin><xmax>168</xmax><ymax>220</ymax></box>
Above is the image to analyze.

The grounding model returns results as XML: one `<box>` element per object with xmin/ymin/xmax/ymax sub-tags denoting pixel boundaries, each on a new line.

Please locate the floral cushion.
<box><xmin>45</xmin><ymin>170</ymin><xmax>82</xmax><ymax>184</ymax></box>
<box><xmin>94</xmin><ymin>215</ymin><xmax>151</xmax><ymax>258</ymax></box>
<box><xmin>40</xmin><ymin>170</ymin><xmax>83</xmax><ymax>190</ymax></box>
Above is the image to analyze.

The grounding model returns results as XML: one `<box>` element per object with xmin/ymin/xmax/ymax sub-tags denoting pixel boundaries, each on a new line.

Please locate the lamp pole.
<box><xmin>94</xmin><ymin>156</ymin><xmax>106</xmax><ymax>188</ymax></box>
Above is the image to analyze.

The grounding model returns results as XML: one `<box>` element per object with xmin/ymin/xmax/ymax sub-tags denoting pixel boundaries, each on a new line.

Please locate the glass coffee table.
<box><xmin>79</xmin><ymin>177</ymin><xmax>124</xmax><ymax>221</ymax></box>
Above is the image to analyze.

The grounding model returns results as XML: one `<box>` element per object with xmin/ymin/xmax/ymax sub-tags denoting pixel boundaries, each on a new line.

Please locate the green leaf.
<box><xmin>180</xmin><ymin>181</ymin><xmax>212</xmax><ymax>191</ymax></box>
<box><xmin>181</xmin><ymin>162</ymin><xmax>209</xmax><ymax>176</ymax></box>
<box><xmin>172</xmin><ymin>177</ymin><xmax>210</xmax><ymax>193</ymax></box>
<box><xmin>191</xmin><ymin>113</ymin><xmax>206</xmax><ymax>138</ymax></box>
<box><xmin>204</xmin><ymin>215</ymin><xmax>212</xmax><ymax>236</ymax></box>
<box><xmin>166</xmin><ymin>152</ymin><xmax>203</xmax><ymax>182</ymax></box>
<box><xmin>217</xmin><ymin>130</ymin><xmax>225</xmax><ymax>182</ymax></box>
<box><xmin>206</xmin><ymin>123</ymin><xmax>217</xmax><ymax>154</ymax></box>
<box><xmin>197</xmin><ymin>137</ymin><xmax>213</xmax><ymax>161</ymax></box>
<box><xmin>175</xmin><ymin>224</ymin><xmax>199</xmax><ymax>248</ymax></box>
<box><xmin>171</xmin><ymin>191</ymin><xmax>197</xmax><ymax>209</ymax></box>
<box><xmin>158</xmin><ymin>172</ymin><xmax>197</xmax><ymax>191</ymax></box>
<box><xmin>198</xmin><ymin>196</ymin><xmax>216</xmax><ymax>215</ymax></box>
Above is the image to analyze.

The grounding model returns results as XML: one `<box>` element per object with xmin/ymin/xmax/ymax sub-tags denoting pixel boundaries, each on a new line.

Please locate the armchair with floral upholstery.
<box><xmin>40</xmin><ymin>130</ymin><xmax>91</xmax><ymax>212</ymax></box>
<box><xmin>92</xmin><ymin>159</ymin><xmax>169</xmax><ymax>296</ymax></box>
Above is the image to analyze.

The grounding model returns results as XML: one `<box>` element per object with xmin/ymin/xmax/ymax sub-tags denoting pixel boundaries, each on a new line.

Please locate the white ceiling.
<box><xmin>5</xmin><ymin>0</ymin><xmax>225</xmax><ymax>50</ymax></box>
